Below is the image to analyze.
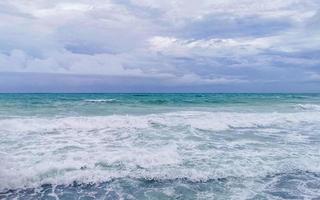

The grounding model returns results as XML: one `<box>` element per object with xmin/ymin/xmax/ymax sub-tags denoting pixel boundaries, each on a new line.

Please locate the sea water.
<box><xmin>0</xmin><ymin>93</ymin><xmax>319</xmax><ymax>199</ymax></box>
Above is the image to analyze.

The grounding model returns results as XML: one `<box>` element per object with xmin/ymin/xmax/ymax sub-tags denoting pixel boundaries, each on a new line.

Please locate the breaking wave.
<box><xmin>295</xmin><ymin>104</ymin><xmax>320</xmax><ymax>111</ymax></box>
<box><xmin>83</xmin><ymin>99</ymin><xmax>117</xmax><ymax>103</ymax></box>
<box><xmin>0</xmin><ymin>111</ymin><xmax>319</xmax><ymax>133</ymax></box>
<box><xmin>1</xmin><ymin>110</ymin><xmax>320</xmax><ymax>193</ymax></box>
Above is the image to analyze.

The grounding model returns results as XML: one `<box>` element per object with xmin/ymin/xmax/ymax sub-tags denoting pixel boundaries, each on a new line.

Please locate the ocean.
<box><xmin>0</xmin><ymin>93</ymin><xmax>320</xmax><ymax>199</ymax></box>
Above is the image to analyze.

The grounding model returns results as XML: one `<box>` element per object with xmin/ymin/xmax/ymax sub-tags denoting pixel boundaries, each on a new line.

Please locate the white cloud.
<box><xmin>148</xmin><ymin>36</ymin><xmax>275</xmax><ymax>57</ymax></box>
<box><xmin>0</xmin><ymin>0</ymin><xmax>319</xmax><ymax>87</ymax></box>
<box><xmin>130</xmin><ymin>0</ymin><xmax>318</xmax><ymax>23</ymax></box>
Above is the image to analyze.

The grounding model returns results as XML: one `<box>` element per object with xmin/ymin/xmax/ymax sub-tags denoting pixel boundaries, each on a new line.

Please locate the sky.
<box><xmin>0</xmin><ymin>0</ymin><xmax>319</xmax><ymax>92</ymax></box>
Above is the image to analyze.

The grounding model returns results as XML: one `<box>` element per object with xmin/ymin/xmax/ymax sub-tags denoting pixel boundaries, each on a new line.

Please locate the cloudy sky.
<box><xmin>0</xmin><ymin>0</ymin><xmax>319</xmax><ymax>92</ymax></box>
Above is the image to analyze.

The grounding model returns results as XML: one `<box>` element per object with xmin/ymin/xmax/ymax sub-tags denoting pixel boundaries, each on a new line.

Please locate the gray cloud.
<box><xmin>0</xmin><ymin>0</ymin><xmax>319</xmax><ymax>91</ymax></box>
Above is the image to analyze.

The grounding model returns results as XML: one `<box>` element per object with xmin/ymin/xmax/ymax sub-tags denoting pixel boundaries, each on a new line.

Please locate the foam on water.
<box><xmin>1</xmin><ymin>93</ymin><xmax>320</xmax><ymax>199</ymax></box>
<box><xmin>1</xmin><ymin>111</ymin><xmax>320</xmax><ymax>133</ymax></box>
<box><xmin>83</xmin><ymin>99</ymin><xmax>117</xmax><ymax>103</ymax></box>
<box><xmin>295</xmin><ymin>103</ymin><xmax>320</xmax><ymax>111</ymax></box>
<box><xmin>1</xmin><ymin>110</ymin><xmax>320</xmax><ymax>198</ymax></box>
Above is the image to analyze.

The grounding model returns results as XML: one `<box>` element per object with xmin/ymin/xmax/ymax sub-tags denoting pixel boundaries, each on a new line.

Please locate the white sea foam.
<box><xmin>295</xmin><ymin>104</ymin><xmax>320</xmax><ymax>111</ymax></box>
<box><xmin>1</xmin><ymin>111</ymin><xmax>320</xmax><ymax>133</ymax></box>
<box><xmin>0</xmin><ymin>111</ymin><xmax>320</xmax><ymax>191</ymax></box>
<box><xmin>84</xmin><ymin>99</ymin><xmax>116</xmax><ymax>103</ymax></box>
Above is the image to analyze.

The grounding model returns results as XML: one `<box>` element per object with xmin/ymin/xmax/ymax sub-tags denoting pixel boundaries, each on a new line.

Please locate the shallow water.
<box><xmin>0</xmin><ymin>94</ymin><xmax>320</xmax><ymax>199</ymax></box>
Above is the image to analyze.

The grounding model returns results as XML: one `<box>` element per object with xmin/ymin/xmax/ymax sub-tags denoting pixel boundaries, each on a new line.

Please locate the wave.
<box><xmin>295</xmin><ymin>104</ymin><xmax>320</xmax><ymax>111</ymax></box>
<box><xmin>1</xmin><ymin>111</ymin><xmax>320</xmax><ymax>191</ymax></box>
<box><xmin>83</xmin><ymin>99</ymin><xmax>117</xmax><ymax>103</ymax></box>
<box><xmin>1</xmin><ymin>111</ymin><xmax>319</xmax><ymax>133</ymax></box>
<box><xmin>139</xmin><ymin>99</ymin><xmax>169</xmax><ymax>104</ymax></box>
<box><xmin>1</xmin><ymin>170</ymin><xmax>320</xmax><ymax>199</ymax></box>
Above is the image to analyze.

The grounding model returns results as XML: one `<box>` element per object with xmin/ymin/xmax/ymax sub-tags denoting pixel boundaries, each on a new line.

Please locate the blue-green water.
<box><xmin>0</xmin><ymin>94</ymin><xmax>320</xmax><ymax>199</ymax></box>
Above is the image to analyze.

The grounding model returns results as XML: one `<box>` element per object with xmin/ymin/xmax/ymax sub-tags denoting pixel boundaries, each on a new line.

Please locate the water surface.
<box><xmin>0</xmin><ymin>93</ymin><xmax>320</xmax><ymax>199</ymax></box>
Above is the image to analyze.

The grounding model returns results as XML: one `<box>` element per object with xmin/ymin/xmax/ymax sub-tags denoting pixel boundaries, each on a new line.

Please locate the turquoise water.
<box><xmin>0</xmin><ymin>94</ymin><xmax>320</xmax><ymax>199</ymax></box>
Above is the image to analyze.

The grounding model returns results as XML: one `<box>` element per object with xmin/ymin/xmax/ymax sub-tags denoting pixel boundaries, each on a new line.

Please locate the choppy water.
<box><xmin>0</xmin><ymin>93</ymin><xmax>320</xmax><ymax>199</ymax></box>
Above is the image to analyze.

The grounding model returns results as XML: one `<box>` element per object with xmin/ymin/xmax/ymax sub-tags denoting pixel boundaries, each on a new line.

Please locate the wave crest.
<box><xmin>1</xmin><ymin>111</ymin><xmax>320</xmax><ymax>191</ymax></box>
<box><xmin>295</xmin><ymin>104</ymin><xmax>320</xmax><ymax>111</ymax></box>
<box><xmin>84</xmin><ymin>99</ymin><xmax>117</xmax><ymax>103</ymax></box>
